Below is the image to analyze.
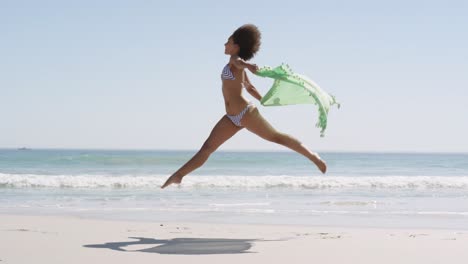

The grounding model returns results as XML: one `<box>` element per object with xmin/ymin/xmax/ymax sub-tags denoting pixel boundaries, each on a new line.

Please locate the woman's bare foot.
<box><xmin>311</xmin><ymin>154</ymin><xmax>327</xmax><ymax>174</ymax></box>
<box><xmin>161</xmin><ymin>174</ymin><xmax>183</xmax><ymax>189</ymax></box>
<box><xmin>317</xmin><ymin>158</ymin><xmax>327</xmax><ymax>173</ymax></box>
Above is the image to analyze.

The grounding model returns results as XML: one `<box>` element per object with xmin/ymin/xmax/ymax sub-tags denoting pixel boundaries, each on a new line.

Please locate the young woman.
<box><xmin>161</xmin><ymin>24</ymin><xmax>326</xmax><ymax>189</ymax></box>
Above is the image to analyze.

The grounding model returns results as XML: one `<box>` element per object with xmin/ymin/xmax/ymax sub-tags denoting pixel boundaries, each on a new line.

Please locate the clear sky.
<box><xmin>1</xmin><ymin>0</ymin><xmax>467</xmax><ymax>152</ymax></box>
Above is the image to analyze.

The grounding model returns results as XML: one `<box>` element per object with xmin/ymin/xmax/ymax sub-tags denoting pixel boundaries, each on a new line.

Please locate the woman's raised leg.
<box><xmin>161</xmin><ymin>115</ymin><xmax>243</xmax><ymax>188</ymax></box>
<box><xmin>241</xmin><ymin>107</ymin><xmax>327</xmax><ymax>173</ymax></box>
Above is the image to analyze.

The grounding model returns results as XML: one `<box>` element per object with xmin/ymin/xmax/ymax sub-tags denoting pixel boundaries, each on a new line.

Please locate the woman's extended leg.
<box><xmin>241</xmin><ymin>107</ymin><xmax>327</xmax><ymax>173</ymax></box>
<box><xmin>161</xmin><ymin>115</ymin><xmax>243</xmax><ymax>188</ymax></box>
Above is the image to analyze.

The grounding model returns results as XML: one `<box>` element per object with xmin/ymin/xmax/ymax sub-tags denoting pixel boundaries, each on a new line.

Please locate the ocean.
<box><xmin>1</xmin><ymin>149</ymin><xmax>467</xmax><ymax>229</ymax></box>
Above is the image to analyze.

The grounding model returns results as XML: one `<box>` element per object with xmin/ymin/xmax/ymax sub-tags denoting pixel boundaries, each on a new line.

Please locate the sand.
<box><xmin>1</xmin><ymin>214</ymin><xmax>467</xmax><ymax>264</ymax></box>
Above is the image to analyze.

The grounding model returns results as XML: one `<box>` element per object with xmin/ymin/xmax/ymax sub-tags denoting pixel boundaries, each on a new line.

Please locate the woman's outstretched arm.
<box><xmin>244</xmin><ymin>72</ymin><xmax>262</xmax><ymax>101</ymax></box>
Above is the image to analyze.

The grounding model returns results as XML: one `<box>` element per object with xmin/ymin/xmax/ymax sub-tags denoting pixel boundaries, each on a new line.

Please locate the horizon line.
<box><xmin>1</xmin><ymin>147</ymin><xmax>467</xmax><ymax>155</ymax></box>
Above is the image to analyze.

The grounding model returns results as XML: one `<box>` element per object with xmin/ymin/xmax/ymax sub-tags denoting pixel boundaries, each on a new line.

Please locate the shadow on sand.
<box><xmin>84</xmin><ymin>237</ymin><xmax>264</xmax><ymax>255</ymax></box>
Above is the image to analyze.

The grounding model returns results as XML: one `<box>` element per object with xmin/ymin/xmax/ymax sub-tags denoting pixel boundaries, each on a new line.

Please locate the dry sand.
<box><xmin>1</xmin><ymin>214</ymin><xmax>467</xmax><ymax>264</ymax></box>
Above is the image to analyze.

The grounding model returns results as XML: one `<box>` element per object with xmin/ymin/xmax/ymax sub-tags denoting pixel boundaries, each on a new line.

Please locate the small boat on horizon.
<box><xmin>17</xmin><ymin>147</ymin><xmax>31</xmax><ymax>150</ymax></box>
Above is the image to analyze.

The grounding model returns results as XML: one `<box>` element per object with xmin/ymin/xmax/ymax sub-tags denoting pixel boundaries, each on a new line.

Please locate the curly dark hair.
<box><xmin>231</xmin><ymin>24</ymin><xmax>261</xmax><ymax>61</ymax></box>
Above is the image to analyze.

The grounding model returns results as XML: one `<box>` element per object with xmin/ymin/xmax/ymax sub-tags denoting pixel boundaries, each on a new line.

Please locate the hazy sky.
<box><xmin>1</xmin><ymin>0</ymin><xmax>467</xmax><ymax>152</ymax></box>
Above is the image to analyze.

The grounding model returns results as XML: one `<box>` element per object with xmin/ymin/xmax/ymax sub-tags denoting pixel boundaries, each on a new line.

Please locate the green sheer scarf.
<box><xmin>256</xmin><ymin>64</ymin><xmax>340</xmax><ymax>137</ymax></box>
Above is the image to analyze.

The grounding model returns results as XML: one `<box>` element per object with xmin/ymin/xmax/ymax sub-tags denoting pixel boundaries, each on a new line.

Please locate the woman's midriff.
<box><xmin>222</xmin><ymin>81</ymin><xmax>250</xmax><ymax>115</ymax></box>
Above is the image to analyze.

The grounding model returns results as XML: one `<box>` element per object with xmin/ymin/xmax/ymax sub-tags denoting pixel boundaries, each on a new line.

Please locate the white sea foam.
<box><xmin>1</xmin><ymin>173</ymin><xmax>468</xmax><ymax>190</ymax></box>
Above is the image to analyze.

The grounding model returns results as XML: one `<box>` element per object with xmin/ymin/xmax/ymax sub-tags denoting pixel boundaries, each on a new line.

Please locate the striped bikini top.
<box><xmin>221</xmin><ymin>64</ymin><xmax>235</xmax><ymax>80</ymax></box>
